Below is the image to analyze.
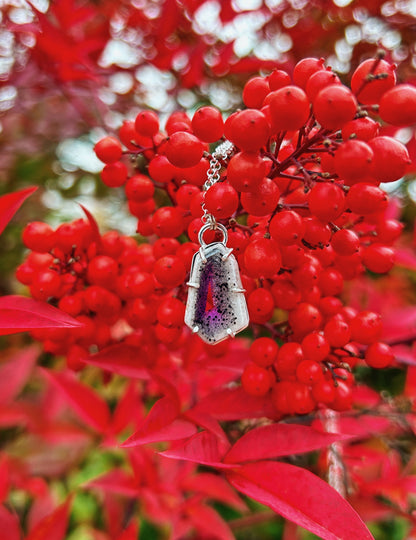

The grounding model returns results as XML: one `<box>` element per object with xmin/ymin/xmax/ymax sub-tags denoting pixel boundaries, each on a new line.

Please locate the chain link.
<box><xmin>201</xmin><ymin>140</ymin><xmax>234</xmax><ymax>229</ymax></box>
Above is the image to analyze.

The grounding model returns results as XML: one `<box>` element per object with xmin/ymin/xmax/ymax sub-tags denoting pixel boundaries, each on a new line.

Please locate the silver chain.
<box><xmin>201</xmin><ymin>139</ymin><xmax>234</xmax><ymax>229</ymax></box>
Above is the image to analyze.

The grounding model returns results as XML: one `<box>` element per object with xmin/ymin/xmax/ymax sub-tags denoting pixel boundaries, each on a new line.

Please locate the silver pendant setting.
<box><xmin>185</xmin><ymin>224</ymin><xmax>249</xmax><ymax>345</ymax></box>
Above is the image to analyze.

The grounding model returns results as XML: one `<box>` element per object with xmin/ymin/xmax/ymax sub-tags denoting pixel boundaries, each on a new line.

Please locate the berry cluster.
<box><xmin>22</xmin><ymin>54</ymin><xmax>414</xmax><ymax>415</ymax></box>
<box><xmin>17</xmin><ymin>218</ymin><xmax>200</xmax><ymax>370</ymax></box>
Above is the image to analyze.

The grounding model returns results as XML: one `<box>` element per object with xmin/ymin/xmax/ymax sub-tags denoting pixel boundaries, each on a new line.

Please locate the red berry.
<box><xmin>308</xmin><ymin>183</ymin><xmax>345</xmax><ymax>222</ymax></box>
<box><xmin>301</xmin><ymin>331</ymin><xmax>330</xmax><ymax>362</ymax></box>
<box><xmin>324</xmin><ymin>317</ymin><xmax>351</xmax><ymax>348</ymax></box>
<box><xmin>180</xmin><ymin>158</ymin><xmax>210</xmax><ymax>186</ymax></box>
<box><xmin>365</xmin><ymin>342</ymin><xmax>394</xmax><ymax>368</ymax></box>
<box><xmin>243</xmin><ymin>76</ymin><xmax>270</xmax><ymax>108</ymax></box>
<box><xmin>240</xmin><ymin>178</ymin><xmax>280</xmax><ymax>216</ymax></box>
<box><xmin>268</xmin><ymin>69</ymin><xmax>291</xmax><ymax>91</ymax></box>
<box><xmin>274</xmin><ymin>342</ymin><xmax>304</xmax><ymax>377</ymax></box>
<box><xmin>119</xmin><ymin>120</ymin><xmax>142</xmax><ymax>151</ymax></box>
<box><xmin>101</xmin><ymin>161</ymin><xmax>128</xmax><ymax>187</ymax></box>
<box><xmin>346</xmin><ymin>183</ymin><xmax>388</xmax><ymax>215</ymax></box>
<box><xmin>269</xmin><ymin>210</ymin><xmax>304</xmax><ymax>245</ymax></box>
<box><xmin>331</xmin><ymin>229</ymin><xmax>360</xmax><ymax>256</ymax></box>
<box><xmin>250</xmin><ymin>337</ymin><xmax>278</xmax><ymax>367</ymax></box>
<box><xmin>296</xmin><ymin>359</ymin><xmax>324</xmax><ymax>385</ymax></box>
<box><xmin>362</xmin><ymin>243</ymin><xmax>395</xmax><ymax>274</ymax></box>
<box><xmin>305</xmin><ymin>69</ymin><xmax>341</xmax><ymax>102</ymax></box>
<box><xmin>269</xmin><ymin>86</ymin><xmax>310</xmax><ymax>132</ymax></box>
<box><xmin>312</xmin><ymin>380</ymin><xmax>336</xmax><ymax>404</ymax></box>
<box><xmin>244</xmin><ymin>237</ymin><xmax>281</xmax><ymax>278</ymax></box>
<box><xmin>153</xmin><ymin>238</ymin><xmax>180</xmax><ymax>259</ymax></box>
<box><xmin>289</xmin><ymin>302</ymin><xmax>322</xmax><ymax>338</ymax></box>
<box><xmin>331</xmin><ymin>380</ymin><xmax>353</xmax><ymax>411</ymax></box>
<box><xmin>341</xmin><ymin>117</ymin><xmax>380</xmax><ymax>141</ymax></box>
<box><xmin>293</xmin><ymin>57</ymin><xmax>325</xmax><ymax>89</ymax></box>
<box><xmin>376</xmin><ymin>219</ymin><xmax>403</xmax><ymax>244</ymax></box>
<box><xmin>287</xmin><ymin>382</ymin><xmax>315</xmax><ymax>415</ymax></box>
<box><xmin>318</xmin><ymin>268</ymin><xmax>344</xmax><ymax>296</ymax></box>
<box><xmin>334</xmin><ymin>140</ymin><xmax>374</xmax><ymax>183</ymax></box>
<box><xmin>204</xmin><ymin>183</ymin><xmax>239</xmax><ymax>219</ymax></box>
<box><xmin>350</xmin><ymin>311</ymin><xmax>382</xmax><ymax>345</ymax></box>
<box><xmin>165</xmin><ymin>131</ymin><xmax>204</xmax><ymax>168</ymax></box>
<box><xmin>379</xmin><ymin>84</ymin><xmax>416</xmax><ymax>126</ymax></box>
<box><xmin>271</xmin><ymin>279</ymin><xmax>301</xmax><ymax>310</ymax></box>
<box><xmin>241</xmin><ymin>362</ymin><xmax>272</xmax><ymax>396</ymax></box>
<box><xmin>351</xmin><ymin>58</ymin><xmax>396</xmax><ymax>105</ymax></box>
<box><xmin>31</xmin><ymin>270</ymin><xmax>61</xmax><ymax>300</ymax></box>
<box><xmin>227</xmin><ymin>152</ymin><xmax>266</xmax><ymax>192</ymax></box>
<box><xmin>129</xmin><ymin>198</ymin><xmax>155</xmax><ymax>218</ymax></box>
<box><xmin>228</xmin><ymin>109</ymin><xmax>270</xmax><ymax>151</ymax></box>
<box><xmin>368</xmin><ymin>136</ymin><xmax>410</xmax><ymax>183</ymax></box>
<box><xmin>135</xmin><ymin>110</ymin><xmax>159</xmax><ymax>137</ymax></box>
<box><xmin>152</xmin><ymin>207</ymin><xmax>184</xmax><ymax>238</ymax></box>
<box><xmin>125</xmin><ymin>174</ymin><xmax>154</xmax><ymax>202</ymax></box>
<box><xmin>302</xmin><ymin>217</ymin><xmax>331</xmax><ymax>246</ymax></box>
<box><xmin>291</xmin><ymin>260</ymin><xmax>321</xmax><ymax>290</ymax></box>
<box><xmin>94</xmin><ymin>136</ymin><xmax>123</xmax><ymax>164</ymax></box>
<box><xmin>155</xmin><ymin>323</ymin><xmax>181</xmax><ymax>345</ymax></box>
<box><xmin>23</xmin><ymin>222</ymin><xmax>55</xmax><ymax>253</ymax></box>
<box><xmin>128</xmin><ymin>271</ymin><xmax>155</xmax><ymax>298</ymax></box>
<box><xmin>87</xmin><ymin>256</ymin><xmax>118</xmax><ymax>287</ymax></box>
<box><xmin>191</xmin><ymin>106</ymin><xmax>224</xmax><ymax>142</ymax></box>
<box><xmin>247</xmin><ymin>288</ymin><xmax>275</xmax><ymax>324</ymax></box>
<box><xmin>313</xmin><ymin>85</ymin><xmax>357</xmax><ymax>131</ymax></box>
<box><xmin>148</xmin><ymin>155</ymin><xmax>176</xmax><ymax>183</ymax></box>
<box><xmin>166</xmin><ymin>111</ymin><xmax>192</xmax><ymax>135</ymax></box>
<box><xmin>153</xmin><ymin>255</ymin><xmax>186</xmax><ymax>288</ymax></box>
<box><xmin>157</xmin><ymin>297</ymin><xmax>186</xmax><ymax>327</ymax></box>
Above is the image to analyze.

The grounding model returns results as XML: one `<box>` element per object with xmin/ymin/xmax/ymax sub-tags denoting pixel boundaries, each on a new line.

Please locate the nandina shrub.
<box><xmin>6</xmin><ymin>54</ymin><xmax>416</xmax><ymax>540</ymax></box>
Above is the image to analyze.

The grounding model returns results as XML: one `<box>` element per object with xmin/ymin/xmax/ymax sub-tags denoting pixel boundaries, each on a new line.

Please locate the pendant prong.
<box><xmin>199</xmin><ymin>247</ymin><xmax>207</xmax><ymax>264</ymax></box>
<box><xmin>187</xmin><ymin>281</ymin><xmax>200</xmax><ymax>289</ymax></box>
<box><xmin>231</xmin><ymin>287</ymin><xmax>246</xmax><ymax>293</ymax></box>
<box><xmin>221</xmin><ymin>248</ymin><xmax>233</xmax><ymax>261</ymax></box>
<box><xmin>227</xmin><ymin>328</ymin><xmax>236</xmax><ymax>338</ymax></box>
<box><xmin>193</xmin><ymin>325</ymin><xmax>200</xmax><ymax>333</ymax></box>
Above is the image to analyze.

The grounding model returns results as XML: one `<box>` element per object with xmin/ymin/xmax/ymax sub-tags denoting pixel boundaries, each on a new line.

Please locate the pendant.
<box><xmin>185</xmin><ymin>224</ymin><xmax>249</xmax><ymax>345</ymax></box>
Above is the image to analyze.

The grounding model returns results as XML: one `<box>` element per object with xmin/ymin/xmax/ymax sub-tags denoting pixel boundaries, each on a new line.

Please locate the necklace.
<box><xmin>184</xmin><ymin>140</ymin><xmax>249</xmax><ymax>345</ymax></box>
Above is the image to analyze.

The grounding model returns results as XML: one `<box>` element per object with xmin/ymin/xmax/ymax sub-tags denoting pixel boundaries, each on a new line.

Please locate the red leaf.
<box><xmin>224</xmin><ymin>423</ymin><xmax>351</xmax><ymax>464</ymax></box>
<box><xmin>0</xmin><ymin>186</ymin><xmax>37</xmax><ymax>236</ymax></box>
<box><xmin>83</xmin><ymin>344</ymin><xmax>151</xmax><ymax>379</ymax></box>
<box><xmin>183</xmin><ymin>409</ymin><xmax>229</xmax><ymax>444</ymax></box>
<box><xmin>0</xmin><ymin>505</ymin><xmax>20</xmax><ymax>540</ymax></box>
<box><xmin>129</xmin><ymin>395</ymin><xmax>179</xmax><ymax>435</ymax></box>
<box><xmin>121</xmin><ymin>395</ymin><xmax>197</xmax><ymax>446</ymax></box>
<box><xmin>312</xmin><ymin>414</ymin><xmax>392</xmax><ymax>438</ymax></box>
<box><xmin>0</xmin><ymin>345</ymin><xmax>38</xmax><ymax>405</ymax></box>
<box><xmin>80</xmin><ymin>204</ymin><xmax>101</xmax><ymax>244</ymax></box>
<box><xmin>181</xmin><ymin>472</ymin><xmax>247</xmax><ymax>511</ymax></box>
<box><xmin>0</xmin><ymin>456</ymin><xmax>9</xmax><ymax>504</ymax></box>
<box><xmin>192</xmin><ymin>386</ymin><xmax>277</xmax><ymax>421</ymax></box>
<box><xmin>382</xmin><ymin>306</ymin><xmax>416</xmax><ymax>344</ymax></box>
<box><xmin>110</xmin><ymin>381</ymin><xmax>143</xmax><ymax>436</ymax></box>
<box><xmin>395</xmin><ymin>247</ymin><xmax>416</xmax><ymax>271</ymax></box>
<box><xmin>227</xmin><ymin>462</ymin><xmax>374</xmax><ymax>540</ymax></box>
<box><xmin>26</xmin><ymin>497</ymin><xmax>72</xmax><ymax>540</ymax></box>
<box><xmin>186</xmin><ymin>502</ymin><xmax>234</xmax><ymax>540</ymax></box>
<box><xmin>116</xmin><ymin>522</ymin><xmax>140</xmax><ymax>540</ymax></box>
<box><xmin>85</xmin><ymin>469</ymin><xmax>139</xmax><ymax>497</ymax></box>
<box><xmin>160</xmin><ymin>431</ymin><xmax>232</xmax><ymax>469</ymax></box>
<box><xmin>42</xmin><ymin>369</ymin><xmax>110</xmax><ymax>432</ymax></box>
<box><xmin>0</xmin><ymin>296</ymin><xmax>84</xmax><ymax>335</ymax></box>
<box><xmin>122</xmin><ymin>418</ymin><xmax>198</xmax><ymax>447</ymax></box>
